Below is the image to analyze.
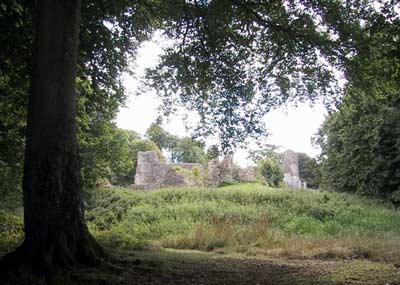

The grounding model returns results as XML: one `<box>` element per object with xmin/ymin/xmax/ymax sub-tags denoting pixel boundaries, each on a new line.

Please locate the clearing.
<box><xmin>1</xmin><ymin>183</ymin><xmax>400</xmax><ymax>284</ymax></box>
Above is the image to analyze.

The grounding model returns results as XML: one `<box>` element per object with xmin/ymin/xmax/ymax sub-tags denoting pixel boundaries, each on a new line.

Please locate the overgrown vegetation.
<box><xmin>3</xmin><ymin>182</ymin><xmax>400</xmax><ymax>264</ymax></box>
<box><xmin>314</xmin><ymin>7</ymin><xmax>400</xmax><ymax>202</ymax></box>
<box><xmin>298</xmin><ymin>153</ymin><xmax>321</xmax><ymax>189</ymax></box>
<box><xmin>83</xmin><ymin>183</ymin><xmax>400</xmax><ymax>263</ymax></box>
<box><xmin>0</xmin><ymin>210</ymin><xmax>23</xmax><ymax>253</ymax></box>
<box><xmin>257</xmin><ymin>158</ymin><xmax>284</xmax><ymax>187</ymax></box>
<box><xmin>2</xmin><ymin>183</ymin><xmax>400</xmax><ymax>283</ymax></box>
<box><xmin>316</xmin><ymin>87</ymin><xmax>400</xmax><ymax>203</ymax></box>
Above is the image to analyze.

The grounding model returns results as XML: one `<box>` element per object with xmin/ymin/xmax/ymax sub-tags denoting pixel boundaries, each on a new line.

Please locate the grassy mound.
<box><xmin>86</xmin><ymin>183</ymin><xmax>400</xmax><ymax>262</ymax></box>
<box><xmin>1</xmin><ymin>183</ymin><xmax>400</xmax><ymax>283</ymax></box>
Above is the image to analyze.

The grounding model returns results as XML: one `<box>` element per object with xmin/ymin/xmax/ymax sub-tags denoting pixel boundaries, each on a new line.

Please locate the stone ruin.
<box><xmin>134</xmin><ymin>149</ymin><xmax>309</xmax><ymax>190</ymax></box>
<box><xmin>282</xmin><ymin>150</ymin><xmax>306</xmax><ymax>189</ymax></box>
<box><xmin>134</xmin><ymin>150</ymin><xmax>257</xmax><ymax>189</ymax></box>
<box><xmin>134</xmin><ymin>151</ymin><xmax>203</xmax><ymax>189</ymax></box>
<box><xmin>205</xmin><ymin>153</ymin><xmax>234</xmax><ymax>186</ymax></box>
<box><xmin>236</xmin><ymin>165</ymin><xmax>258</xmax><ymax>183</ymax></box>
<box><xmin>206</xmin><ymin>154</ymin><xmax>258</xmax><ymax>186</ymax></box>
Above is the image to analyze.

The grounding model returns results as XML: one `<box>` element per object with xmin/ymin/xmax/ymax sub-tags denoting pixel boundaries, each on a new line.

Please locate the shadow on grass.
<box><xmin>0</xmin><ymin>241</ymin><xmax>320</xmax><ymax>285</ymax></box>
<box><xmin>2</xmin><ymin>239</ymin><xmax>400</xmax><ymax>284</ymax></box>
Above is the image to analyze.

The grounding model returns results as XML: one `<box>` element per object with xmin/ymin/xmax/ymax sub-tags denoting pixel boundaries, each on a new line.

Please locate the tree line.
<box><xmin>314</xmin><ymin>5</ymin><xmax>400</xmax><ymax>204</ymax></box>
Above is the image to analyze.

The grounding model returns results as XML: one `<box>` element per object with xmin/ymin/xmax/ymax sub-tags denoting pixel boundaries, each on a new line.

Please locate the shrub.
<box><xmin>257</xmin><ymin>158</ymin><xmax>284</xmax><ymax>187</ymax></box>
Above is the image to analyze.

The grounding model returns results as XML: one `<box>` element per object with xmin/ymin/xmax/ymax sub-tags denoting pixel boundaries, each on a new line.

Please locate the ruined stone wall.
<box><xmin>205</xmin><ymin>154</ymin><xmax>235</xmax><ymax>186</ymax></box>
<box><xmin>282</xmin><ymin>150</ymin><xmax>304</xmax><ymax>189</ymax></box>
<box><xmin>169</xmin><ymin>163</ymin><xmax>203</xmax><ymax>170</ymax></box>
<box><xmin>134</xmin><ymin>151</ymin><xmax>203</xmax><ymax>189</ymax></box>
<box><xmin>237</xmin><ymin>166</ymin><xmax>258</xmax><ymax>182</ymax></box>
<box><xmin>135</xmin><ymin>151</ymin><xmax>260</xmax><ymax>189</ymax></box>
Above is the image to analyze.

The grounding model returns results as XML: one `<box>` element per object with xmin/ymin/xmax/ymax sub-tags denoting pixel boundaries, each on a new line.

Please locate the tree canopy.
<box><xmin>145</xmin><ymin>122</ymin><xmax>207</xmax><ymax>164</ymax></box>
<box><xmin>0</xmin><ymin>0</ymin><xmax>156</xmax><ymax>200</ymax></box>
<box><xmin>145</xmin><ymin>0</ymin><xmax>377</xmax><ymax>150</ymax></box>
<box><xmin>315</xmin><ymin>4</ymin><xmax>400</xmax><ymax>201</ymax></box>
<box><xmin>258</xmin><ymin>157</ymin><xmax>284</xmax><ymax>187</ymax></box>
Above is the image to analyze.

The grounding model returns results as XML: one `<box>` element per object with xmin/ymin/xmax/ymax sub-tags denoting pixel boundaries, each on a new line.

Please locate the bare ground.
<box><xmin>62</xmin><ymin>248</ymin><xmax>400</xmax><ymax>285</ymax></box>
<box><xmin>1</xmin><ymin>246</ymin><xmax>400</xmax><ymax>284</ymax></box>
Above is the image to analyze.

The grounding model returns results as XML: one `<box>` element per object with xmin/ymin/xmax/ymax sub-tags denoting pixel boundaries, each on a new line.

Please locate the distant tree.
<box><xmin>0</xmin><ymin>0</ymin><xmax>32</xmax><ymax>209</ymax></box>
<box><xmin>248</xmin><ymin>144</ymin><xmax>282</xmax><ymax>163</ymax></box>
<box><xmin>125</xmin><ymin>129</ymin><xmax>141</xmax><ymax>142</ymax></box>
<box><xmin>258</xmin><ymin>157</ymin><xmax>284</xmax><ymax>187</ymax></box>
<box><xmin>171</xmin><ymin>137</ymin><xmax>207</xmax><ymax>164</ymax></box>
<box><xmin>82</xmin><ymin>128</ymin><xmax>163</xmax><ymax>187</ymax></box>
<box><xmin>206</xmin><ymin>145</ymin><xmax>220</xmax><ymax>160</ymax></box>
<box><xmin>298</xmin><ymin>153</ymin><xmax>321</xmax><ymax>189</ymax></box>
<box><xmin>145</xmin><ymin>122</ymin><xmax>178</xmax><ymax>150</ymax></box>
<box><xmin>80</xmin><ymin>120</ymin><xmax>117</xmax><ymax>188</ymax></box>
<box><xmin>146</xmin><ymin>123</ymin><xmax>206</xmax><ymax>164</ymax></box>
<box><xmin>104</xmin><ymin>129</ymin><xmax>137</xmax><ymax>186</ymax></box>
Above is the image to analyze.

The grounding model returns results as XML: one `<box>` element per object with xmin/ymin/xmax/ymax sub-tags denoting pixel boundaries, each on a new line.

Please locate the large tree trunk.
<box><xmin>1</xmin><ymin>0</ymin><xmax>105</xmax><ymax>281</ymax></box>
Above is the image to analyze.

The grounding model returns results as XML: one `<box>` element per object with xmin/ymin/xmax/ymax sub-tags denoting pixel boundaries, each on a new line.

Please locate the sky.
<box><xmin>116</xmin><ymin>38</ymin><xmax>328</xmax><ymax>166</ymax></box>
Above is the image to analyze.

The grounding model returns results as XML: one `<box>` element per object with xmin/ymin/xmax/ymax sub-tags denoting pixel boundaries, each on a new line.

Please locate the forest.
<box><xmin>0</xmin><ymin>0</ymin><xmax>399</xmax><ymax>284</ymax></box>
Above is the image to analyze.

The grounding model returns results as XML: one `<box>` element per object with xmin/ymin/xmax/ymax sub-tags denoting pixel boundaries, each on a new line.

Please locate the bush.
<box><xmin>257</xmin><ymin>158</ymin><xmax>284</xmax><ymax>187</ymax></box>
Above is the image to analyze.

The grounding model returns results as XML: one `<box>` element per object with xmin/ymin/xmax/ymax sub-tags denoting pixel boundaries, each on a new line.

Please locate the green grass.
<box><xmin>2</xmin><ymin>183</ymin><xmax>400</xmax><ymax>284</ymax></box>
<box><xmin>84</xmin><ymin>183</ymin><xmax>400</xmax><ymax>262</ymax></box>
<box><xmin>1</xmin><ymin>182</ymin><xmax>399</xmax><ymax>261</ymax></box>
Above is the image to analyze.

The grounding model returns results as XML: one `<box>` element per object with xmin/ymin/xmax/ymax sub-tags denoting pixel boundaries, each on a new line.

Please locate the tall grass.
<box><xmin>86</xmin><ymin>183</ymin><xmax>400</xmax><ymax>262</ymax></box>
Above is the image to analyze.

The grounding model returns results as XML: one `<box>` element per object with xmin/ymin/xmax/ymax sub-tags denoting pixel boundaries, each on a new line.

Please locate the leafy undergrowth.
<box><xmin>0</xmin><ymin>209</ymin><xmax>23</xmax><ymax>253</ymax></box>
<box><xmin>86</xmin><ymin>183</ymin><xmax>400</xmax><ymax>264</ymax></box>
<box><xmin>1</xmin><ymin>183</ymin><xmax>400</xmax><ymax>284</ymax></box>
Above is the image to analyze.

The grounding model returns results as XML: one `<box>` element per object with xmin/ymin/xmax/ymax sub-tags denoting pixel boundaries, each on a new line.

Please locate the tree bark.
<box><xmin>1</xmin><ymin>0</ymin><xmax>105</xmax><ymax>281</ymax></box>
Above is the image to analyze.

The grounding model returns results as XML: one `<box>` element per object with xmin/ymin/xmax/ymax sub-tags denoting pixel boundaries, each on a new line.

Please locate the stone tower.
<box><xmin>282</xmin><ymin>150</ymin><xmax>303</xmax><ymax>189</ymax></box>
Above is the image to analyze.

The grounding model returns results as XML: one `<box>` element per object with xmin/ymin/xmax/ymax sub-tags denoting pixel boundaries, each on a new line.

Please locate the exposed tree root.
<box><xmin>0</xmin><ymin>233</ymin><xmax>119</xmax><ymax>285</ymax></box>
